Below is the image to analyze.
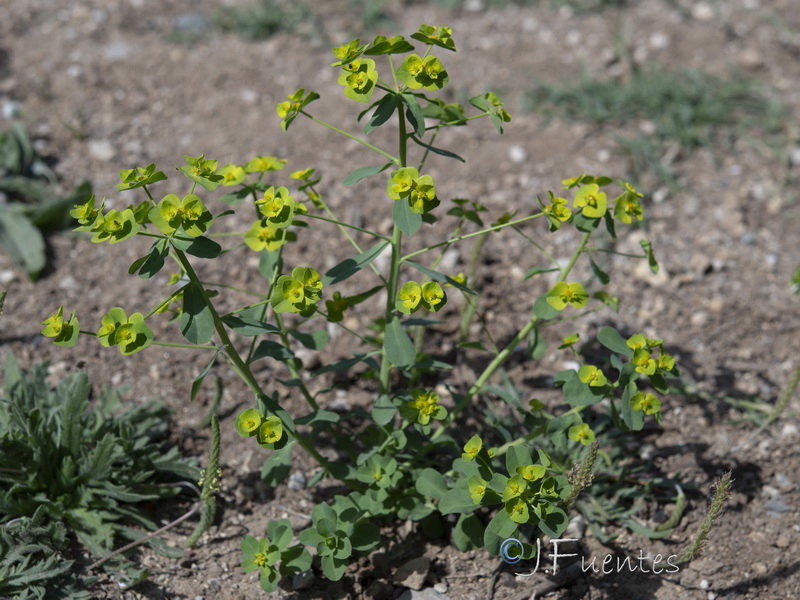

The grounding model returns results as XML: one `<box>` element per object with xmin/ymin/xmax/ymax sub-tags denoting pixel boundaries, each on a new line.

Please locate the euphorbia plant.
<box><xmin>46</xmin><ymin>24</ymin><xmax>680</xmax><ymax>592</ymax></box>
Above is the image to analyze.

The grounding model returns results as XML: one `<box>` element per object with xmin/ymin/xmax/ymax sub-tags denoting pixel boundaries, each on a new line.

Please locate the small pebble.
<box><xmin>287</xmin><ymin>471</ymin><xmax>307</xmax><ymax>491</ymax></box>
<box><xmin>508</xmin><ymin>145</ymin><xmax>528</xmax><ymax>164</ymax></box>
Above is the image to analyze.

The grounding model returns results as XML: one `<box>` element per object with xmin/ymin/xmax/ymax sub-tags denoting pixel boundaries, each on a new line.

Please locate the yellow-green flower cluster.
<box><xmin>626</xmin><ymin>333</ymin><xmax>676</xmax><ymax>377</ymax></box>
<box><xmin>568</xmin><ymin>422</ymin><xmax>595</xmax><ymax>446</ymax></box>
<box><xmin>400</xmin><ymin>389</ymin><xmax>447</xmax><ymax>426</ymax></box>
<box><xmin>546</xmin><ymin>281</ymin><xmax>588</xmax><ymax>311</ymax></box>
<box><xmin>97</xmin><ymin>307</ymin><xmax>153</xmax><ymax>355</ymax></box>
<box><xmin>149</xmin><ymin>193</ymin><xmax>213</xmax><ymax>238</ymax></box>
<box><xmin>235</xmin><ymin>408</ymin><xmax>285</xmax><ymax>447</ymax></box>
<box><xmin>41</xmin><ymin>306</ymin><xmax>79</xmax><ymax>347</ymax></box>
<box><xmin>397</xmin><ymin>54</ymin><xmax>449</xmax><ymax>91</ymax></box>
<box><xmin>270</xmin><ymin>267</ymin><xmax>323</xmax><ymax>315</ymax></box>
<box><xmin>338</xmin><ymin>58</ymin><xmax>379</xmax><ymax>103</ymax></box>
<box><xmin>396</xmin><ymin>280</ymin><xmax>447</xmax><ymax>314</ymax></box>
<box><xmin>387</xmin><ymin>167</ymin><xmax>439</xmax><ymax>214</ymax></box>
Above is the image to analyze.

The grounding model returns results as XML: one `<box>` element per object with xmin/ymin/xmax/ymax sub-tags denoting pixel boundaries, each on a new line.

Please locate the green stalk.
<box><xmin>301</xmin><ymin>111</ymin><xmax>399</xmax><ymax>164</ymax></box>
<box><xmin>378</xmin><ymin>106</ymin><xmax>408</xmax><ymax>395</ymax></box>
<box><xmin>432</xmin><ymin>231</ymin><xmax>592</xmax><ymax>442</ymax></box>
<box><xmin>173</xmin><ymin>248</ymin><xmax>331</xmax><ymax>471</ymax></box>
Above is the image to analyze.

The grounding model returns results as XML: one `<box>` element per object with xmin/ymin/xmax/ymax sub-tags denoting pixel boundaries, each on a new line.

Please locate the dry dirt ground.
<box><xmin>2</xmin><ymin>0</ymin><xmax>800</xmax><ymax>599</ymax></box>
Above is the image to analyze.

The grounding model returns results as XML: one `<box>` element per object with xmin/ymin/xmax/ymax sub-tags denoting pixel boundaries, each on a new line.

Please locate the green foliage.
<box><xmin>523</xmin><ymin>67</ymin><xmax>784</xmax><ymax>186</ymax></box>
<box><xmin>46</xmin><ymin>24</ymin><xmax>685</xmax><ymax>593</ymax></box>
<box><xmin>0</xmin><ymin>121</ymin><xmax>92</xmax><ymax>278</ymax></box>
<box><xmin>0</xmin><ymin>352</ymin><xmax>200</xmax><ymax>589</ymax></box>
<box><xmin>214</xmin><ymin>0</ymin><xmax>312</xmax><ymax>40</ymax></box>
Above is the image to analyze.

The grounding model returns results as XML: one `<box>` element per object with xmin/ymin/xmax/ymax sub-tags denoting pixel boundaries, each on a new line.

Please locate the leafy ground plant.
<box><xmin>0</xmin><ymin>352</ymin><xmax>201</xmax><ymax>593</ymax></box>
<box><xmin>522</xmin><ymin>66</ymin><xmax>784</xmax><ymax>186</ymax></box>
<box><xmin>46</xmin><ymin>25</ymin><xmax>692</xmax><ymax>593</ymax></box>
<box><xmin>0</xmin><ymin>121</ymin><xmax>92</xmax><ymax>278</ymax></box>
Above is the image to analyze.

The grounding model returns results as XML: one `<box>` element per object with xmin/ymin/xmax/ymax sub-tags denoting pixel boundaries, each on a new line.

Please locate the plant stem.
<box><xmin>401</xmin><ymin>212</ymin><xmax>544</xmax><ymax>262</ymax></box>
<box><xmin>379</xmin><ymin>106</ymin><xmax>408</xmax><ymax>395</ymax></box>
<box><xmin>301</xmin><ymin>111</ymin><xmax>399</xmax><ymax>164</ymax></box>
<box><xmin>173</xmin><ymin>248</ymin><xmax>331</xmax><ymax>470</ymax></box>
<box><xmin>432</xmin><ymin>231</ymin><xmax>592</xmax><ymax>442</ymax></box>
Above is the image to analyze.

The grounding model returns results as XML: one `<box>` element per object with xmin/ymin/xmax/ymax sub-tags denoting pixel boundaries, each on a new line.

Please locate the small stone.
<box><xmin>292</xmin><ymin>569</ymin><xmax>315</xmax><ymax>590</ymax></box>
<box><xmin>775</xmin><ymin>535</ymin><xmax>790</xmax><ymax>548</ymax></box>
<box><xmin>766</xmin><ymin>499</ymin><xmax>789</xmax><ymax>513</ymax></box>
<box><xmin>691</xmin><ymin>2</ymin><xmax>714</xmax><ymax>20</ymax></box>
<box><xmin>433</xmin><ymin>582</ymin><xmax>448</xmax><ymax>593</ymax></box>
<box><xmin>508</xmin><ymin>145</ymin><xmax>528</xmax><ymax>164</ymax></box>
<box><xmin>393</xmin><ymin>557</ymin><xmax>430</xmax><ymax>591</ymax></box>
<box><xmin>564</xmin><ymin>514</ymin><xmax>585</xmax><ymax>540</ymax></box>
<box><xmin>781</xmin><ymin>423</ymin><xmax>798</xmax><ymax>437</ymax></box>
<box><xmin>2</xmin><ymin>101</ymin><xmax>21</xmax><ymax>119</ymax></box>
<box><xmin>175</xmin><ymin>12</ymin><xmax>211</xmax><ymax>33</ymax></box>
<box><xmin>207</xmin><ymin>578</ymin><xmax>221</xmax><ymax>592</ymax></box>
<box><xmin>0</xmin><ymin>269</ymin><xmax>15</xmax><ymax>284</ymax></box>
<box><xmin>287</xmin><ymin>471</ymin><xmax>306</xmax><ymax>491</ymax></box>
<box><xmin>789</xmin><ymin>147</ymin><xmax>800</xmax><ymax>167</ymax></box>
<box><xmin>700</xmin><ymin>579</ymin><xmax>711</xmax><ymax>590</ymax></box>
<box><xmin>88</xmin><ymin>139</ymin><xmax>116</xmax><ymax>162</ymax></box>
<box><xmin>649</xmin><ymin>32</ymin><xmax>669</xmax><ymax>50</ymax></box>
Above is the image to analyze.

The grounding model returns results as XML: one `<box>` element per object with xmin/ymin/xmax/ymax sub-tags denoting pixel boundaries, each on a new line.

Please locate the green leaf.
<box><xmin>438</xmin><ymin>487</ymin><xmax>476</xmax><ymax>514</ymax></box>
<box><xmin>597</xmin><ymin>326</ymin><xmax>634</xmax><ymax>357</ymax></box>
<box><xmin>589</xmin><ymin>256</ymin><xmax>610</xmax><ymax>284</ymax></box>
<box><xmin>528</xmin><ymin>328</ymin><xmax>546</xmax><ymax>360</ymax></box>
<box><xmin>559</xmin><ymin>370</ymin><xmax>605</xmax><ymax>407</ymax></box>
<box><xmin>0</xmin><ymin>207</ymin><xmax>46</xmax><ymax>278</ymax></box>
<box><xmin>371</xmin><ymin>393</ymin><xmax>397</xmax><ymax>426</ymax></box>
<box><xmin>289</xmin><ymin>328</ymin><xmax>329</xmax><ymax>351</ymax></box>
<box><xmin>640</xmin><ymin>239</ymin><xmax>659</xmax><ymax>273</ymax></box>
<box><xmin>524</xmin><ymin>266</ymin><xmax>560</xmax><ymax>279</ymax></box>
<box><xmin>533</xmin><ymin>294</ymin><xmax>560</xmax><ymax>320</ymax></box>
<box><xmin>405</xmin><ymin>260</ymin><xmax>475</xmax><ymax>295</ymax></box>
<box><xmin>415</xmin><ymin>468</ymin><xmax>448</xmax><ymax>500</ymax></box>
<box><xmin>484</xmin><ymin>509</ymin><xmax>516</xmax><ymax>555</ymax></box>
<box><xmin>409</xmin><ymin>135</ymin><xmax>465</xmax><ymax>162</ymax></box>
<box><xmin>312</xmin><ymin>351</ymin><xmax>378</xmax><ymax>375</ymax></box>
<box><xmin>621</xmin><ymin>516</ymin><xmax>674</xmax><ymax>539</ymax></box>
<box><xmin>190</xmin><ymin>347</ymin><xmax>223</xmax><ymax>401</ymax></box>
<box><xmin>295</xmin><ymin>410</ymin><xmax>340</xmax><ymax>426</ymax></box>
<box><xmin>251</xmin><ymin>340</ymin><xmax>294</xmax><ymax>362</ymax></box>
<box><xmin>343</xmin><ymin>163</ymin><xmax>393</xmax><ymax>186</ymax></box>
<box><xmin>280</xmin><ymin>545</ymin><xmax>313</xmax><ymax>574</ymax></box>
<box><xmin>392</xmin><ymin>198</ymin><xmax>422</xmax><ymax>236</ymax></box>
<box><xmin>538</xmin><ymin>506</ymin><xmax>569</xmax><ymax>538</ymax></box>
<box><xmin>221</xmin><ymin>315</ymin><xmax>279</xmax><ymax>336</ymax></box>
<box><xmin>505</xmin><ymin>446</ymin><xmax>533</xmax><ymax>475</ymax></box>
<box><xmin>218</xmin><ymin>187</ymin><xmax>253</xmax><ymax>205</ymax></box>
<box><xmin>453</xmin><ymin>513</ymin><xmax>484</xmax><ymax>551</ymax></box>
<box><xmin>383</xmin><ymin>316</ymin><xmax>415</xmax><ymax>368</ymax></box>
<box><xmin>400</xmin><ymin>93</ymin><xmax>426</xmax><ymax>138</ymax></box>
<box><xmin>261</xmin><ymin>441</ymin><xmax>294</xmax><ymax>486</ymax></box>
<box><xmin>129</xmin><ymin>240</ymin><xmax>168</xmax><ymax>279</ymax></box>
<box><xmin>351</xmin><ymin>521</ymin><xmax>380</xmax><ymax>551</ymax></box>
<box><xmin>171</xmin><ymin>233</ymin><xmax>222</xmax><ymax>259</ymax></box>
<box><xmin>321</xmin><ymin>555</ymin><xmax>347</xmax><ymax>581</ymax></box>
<box><xmin>323</xmin><ymin>240</ymin><xmax>390</xmax><ymax>286</ymax></box>
<box><xmin>364</xmin><ymin>93</ymin><xmax>398</xmax><ymax>135</ymax></box>
<box><xmin>180</xmin><ymin>283</ymin><xmax>215</xmax><ymax>344</ymax></box>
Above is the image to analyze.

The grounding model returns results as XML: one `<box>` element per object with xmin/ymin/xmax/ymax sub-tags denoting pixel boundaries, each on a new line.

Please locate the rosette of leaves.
<box><xmin>298</xmin><ymin>501</ymin><xmax>379</xmax><ymax>581</ymax></box>
<box><xmin>240</xmin><ymin>519</ymin><xmax>311</xmax><ymax>593</ymax></box>
<box><xmin>0</xmin><ymin>352</ymin><xmax>200</xmax><ymax>589</ymax></box>
<box><xmin>0</xmin><ymin>122</ymin><xmax>92</xmax><ymax>278</ymax></box>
